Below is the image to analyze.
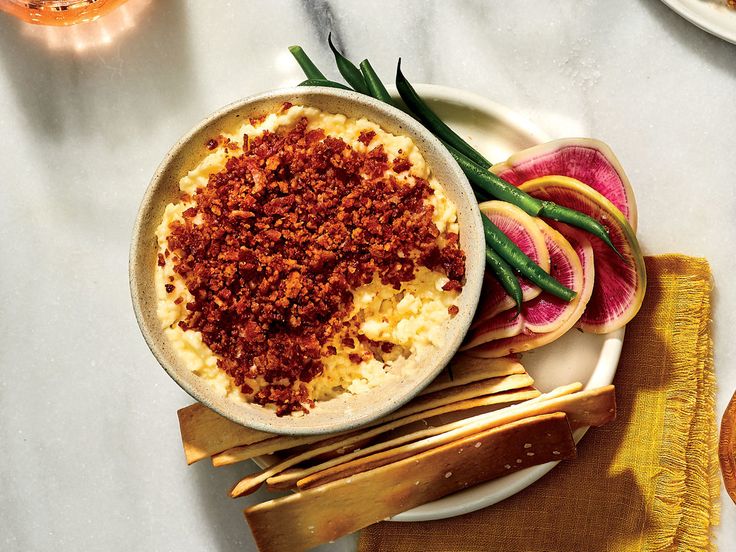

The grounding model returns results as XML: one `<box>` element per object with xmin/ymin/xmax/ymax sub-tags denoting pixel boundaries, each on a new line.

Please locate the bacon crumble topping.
<box><xmin>165</xmin><ymin>117</ymin><xmax>465</xmax><ymax>414</ymax></box>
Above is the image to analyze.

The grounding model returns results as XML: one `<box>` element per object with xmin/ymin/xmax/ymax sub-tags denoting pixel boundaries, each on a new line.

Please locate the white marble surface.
<box><xmin>1</xmin><ymin>1</ymin><xmax>734</xmax><ymax>550</ymax></box>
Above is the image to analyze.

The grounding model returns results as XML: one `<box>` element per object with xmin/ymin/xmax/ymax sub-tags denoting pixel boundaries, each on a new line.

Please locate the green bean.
<box><xmin>482</xmin><ymin>215</ymin><xmax>576</xmax><ymax>302</ymax></box>
<box><xmin>396</xmin><ymin>59</ymin><xmax>492</xmax><ymax>168</ymax></box>
<box><xmin>447</xmin><ymin>143</ymin><xmax>543</xmax><ymax>216</ymax></box>
<box><xmin>538</xmin><ymin>201</ymin><xmax>623</xmax><ymax>259</ymax></box>
<box><xmin>359</xmin><ymin>59</ymin><xmax>395</xmax><ymax>105</ymax></box>
<box><xmin>328</xmin><ymin>34</ymin><xmax>369</xmax><ymax>94</ymax></box>
<box><xmin>453</xmin><ymin>144</ymin><xmax>621</xmax><ymax>258</ymax></box>
<box><xmin>485</xmin><ymin>245</ymin><xmax>523</xmax><ymax>315</ymax></box>
<box><xmin>288</xmin><ymin>46</ymin><xmax>326</xmax><ymax>80</ymax></box>
<box><xmin>299</xmin><ymin>79</ymin><xmax>353</xmax><ymax>91</ymax></box>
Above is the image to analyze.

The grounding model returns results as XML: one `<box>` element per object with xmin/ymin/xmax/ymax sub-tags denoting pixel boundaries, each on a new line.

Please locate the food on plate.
<box><xmin>328</xmin><ymin>33</ymin><xmax>370</xmax><ymax>95</ymax></box>
<box><xmin>166</xmin><ymin>41</ymin><xmax>643</xmax><ymax>551</ymax></box>
<box><xmin>229</xmin><ymin>372</ymin><xmax>535</xmax><ymax>497</ymax></box>
<box><xmin>472</xmin><ymin>202</ymin><xmax>550</xmax><ymax>323</ymax></box>
<box><xmin>227</xmin><ymin>382</ymin><xmax>615</xmax><ymax>551</ymax></box>
<box><xmin>463</xmin><ymin>219</ymin><xmax>591</xmax><ymax>353</ymax></box>
<box><xmin>466</xmin><ymin>229</ymin><xmax>594</xmax><ymax>357</ymax></box>
<box><xmin>394</xmin><ymin>63</ymin><xmax>619</xmax><ymax>259</ymax></box>
<box><xmin>178</xmin><ymin>355</ymin><xmax>529</xmax><ymax>464</ymax></box>
<box><xmin>520</xmin><ymin>176</ymin><xmax>646</xmax><ymax>333</ymax></box>
<box><xmin>245</xmin><ymin>413</ymin><xmax>576</xmax><ymax>552</ymax></box>
<box><xmin>288</xmin><ymin>46</ymin><xmax>640</xmax><ymax>327</ymax></box>
<box><xmin>156</xmin><ymin>103</ymin><xmax>466</xmax><ymax>415</ymax></box>
<box><xmin>491</xmin><ymin>138</ymin><xmax>638</xmax><ymax>229</ymax></box>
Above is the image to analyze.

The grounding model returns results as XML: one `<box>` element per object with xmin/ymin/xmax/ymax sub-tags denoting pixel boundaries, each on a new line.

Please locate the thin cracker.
<box><xmin>298</xmin><ymin>384</ymin><xmax>614</xmax><ymax>490</ymax></box>
<box><xmin>244</xmin><ymin>412</ymin><xmax>576</xmax><ymax>552</ymax></box>
<box><xmin>177</xmin><ymin>403</ymin><xmax>273</xmax><ymax>464</ymax></box>
<box><xmin>265</xmin><ymin>387</ymin><xmax>539</xmax><ymax>490</ymax></box>
<box><xmin>421</xmin><ymin>355</ymin><xmax>524</xmax><ymax>395</ymax></box>
<box><xmin>217</xmin><ymin>373</ymin><xmax>533</xmax><ymax>469</ymax></box>
<box><xmin>229</xmin><ymin>375</ymin><xmax>535</xmax><ymax>496</ymax></box>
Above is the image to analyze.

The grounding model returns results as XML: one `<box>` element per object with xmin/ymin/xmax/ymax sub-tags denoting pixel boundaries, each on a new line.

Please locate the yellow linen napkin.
<box><xmin>359</xmin><ymin>255</ymin><xmax>719</xmax><ymax>552</ymax></box>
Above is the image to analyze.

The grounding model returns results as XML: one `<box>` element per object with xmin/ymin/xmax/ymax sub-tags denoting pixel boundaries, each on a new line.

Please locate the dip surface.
<box><xmin>156</xmin><ymin>104</ymin><xmax>465</xmax><ymax>415</ymax></box>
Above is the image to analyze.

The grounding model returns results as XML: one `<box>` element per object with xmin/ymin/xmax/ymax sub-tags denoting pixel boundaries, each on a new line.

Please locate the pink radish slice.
<box><xmin>472</xmin><ymin>201</ymin><xmax>550</xmax><ymax>326</ymax></box>
<box><xmin>491</xmin><ymin>138</ymin><xmax>638</xmax><ymax>231</ymax></box>
<box><xmin>464</xmin><ymin>224</ymin><xmax>594</xmax><ymax>358</ymax></box>
<box><xmin>465</xmin><ymin>309</ymin><xmax>525</xmax><ymax>343</ymax></box>
<box><xmin>462</xmin><ymin>220</ymin><xmax>585</xmax><ymax>351</ymax></box>
<box><xmin>547</xmin><ymin>222</ymin><xmax>597</xmax><ymax>330</ymax></box>
<box><xmin>519</xmin><ymin>176</ymin><xmax>646</xmax><ymax>334</ymax></box>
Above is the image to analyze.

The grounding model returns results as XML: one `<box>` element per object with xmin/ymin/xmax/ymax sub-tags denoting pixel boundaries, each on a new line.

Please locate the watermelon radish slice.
<box><xmin>520</xmin><ymin>175</ymin><xmax>646</xmax><ymax>334</ymax></box>
<box><xmin>464</xmin><ymin>224</ymin><xmax>595</xmax><ymax>358</ymax></box>
<box><xmin>491</xmin><ymin>138</ymin><xmax>638</xmax><ymax>231</ymax></box>
<box><xmin>465</xmin><ymin>309</ymin><xmax>525</xmax><ymax>343</ymax></box>
<box><xmin>472</xmin><ymin>201</ymin><xmax>550</xmax><ymax>326</ymax></box>
<box><xmin>462</xmin><ymin>220</ymin><xmax>586</xmax><ymax>351</ymax></box>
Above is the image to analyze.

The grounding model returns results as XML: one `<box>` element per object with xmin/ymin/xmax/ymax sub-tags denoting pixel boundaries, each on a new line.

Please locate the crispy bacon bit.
<box><xmin>165</xmin><ymin>117</ymin><xmax>465</xmax><ymax>414</ymax></box>
<box><xmin>281</xmin><ymin>102</ymin><xmax>293</xmax><ymax>112</ymax></box>
<box><xmin>357</xmin><ymin>130</ymin><xmax>376</xmax><ymax>146</ymax></box>
<box><xmin>442</xmin><ymin>279</ymin><xmax>463</xmax><ymax>292</ymax></box>
<box><xmin>157</xmin><ymin>254</ymin><xmax>166</xmax><ymax>267</ymax></box>
<box><xmin>174</xmin><ymin>297</ymin><xmax>183</xmax><ymax>305</ymax></box>
<box><xmin>206</xmin><ymin>138</ymin><xmax>218</xmax><ymax>150</ymax></box>
<box><xmin>165</xmin><ymin>284</ymin><xmax>175</xmax><ymax>293</ymax></box>
<box><xmin>448</xmin><ymin>305</ymin><xmax>459</xmax><ymax>316</ymax></box>
<box><xmin>392</xmin><ymin>156</ymin><xmax>412</xmax><ymax>173</ymax></box>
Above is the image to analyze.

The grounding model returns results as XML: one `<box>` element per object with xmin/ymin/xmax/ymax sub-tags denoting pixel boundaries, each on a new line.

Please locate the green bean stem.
<box><xmin>288</xmin><ymin>46</ymin><xmax>326</xmax><ymax>80</ymax></box>
<box><xmin>299</xmin><ymin>78</ymin><xmax>353</xmax><ymax>91</ymax></box>
<box><xmin>396</xmin><ymin>59</ymin><xmax>492</xmax><ymax>168</ymax></box>
<box><xmin>485</xmin><ymin>246</ymin><xmax>523</xmax><ymax>315</ymax></box>
<box><xmin>448</xmin><ymin>143</ymin><xmax>543</xmax><ymax>216</ymax></box>
<box><xmin>328</xmin><ymin>34</ymin><xmax>369</xmax><ymax>94</ymax></box>
<box><xmin>482</xmin><ymin>215</ymin><xmax>576</xmax><ymax>302</ymax></box>
<box><xmin>359</xmin><ymin>59</ymin><xmax>395</xmax><ymax>105</ymax></box>
<box><xmin>538</xmin><ymin>201</ymin><xmax>623</xmax><ymax>259</ymax></box>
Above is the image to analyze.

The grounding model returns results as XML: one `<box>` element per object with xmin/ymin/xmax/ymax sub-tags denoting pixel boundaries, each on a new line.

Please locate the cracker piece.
<box><xmin>421</xmin><ymin>355</ymin><xmax>524</xmax><ymax>395</ymax></box>
<box><xmin>244</xmin><ymin>413</ymin><xmax>575</xmax><ymax>552</ymax></box>
<box><xmin>298</xmin><ymin>385</ymin><xmax>614</xmax><ymax>490</ymax></box>
<box><xmin>265</xmin><ymin>388</ymin><xmax>540</xmax><ymax>490</ymax></box>
<box><xmin>216</xmin><ymin>373</ymin><xmax>533</xmax><ymax>469</ymax></box>
<box><xmin>177</xmin><ymin>403</ymin><xmax>273</xmax><ymax>464</ymax></box>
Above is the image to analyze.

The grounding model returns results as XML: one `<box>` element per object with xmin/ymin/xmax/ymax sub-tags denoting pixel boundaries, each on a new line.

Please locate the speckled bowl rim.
<box><xmin>129</xmin><ymin>87</ymin><xmax>485</xmax><ymax>435</ymax></box>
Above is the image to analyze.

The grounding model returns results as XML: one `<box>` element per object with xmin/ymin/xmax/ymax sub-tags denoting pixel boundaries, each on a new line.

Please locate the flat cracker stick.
<box><xmin>228</xmin><ymin>377</ymin><xmax>535</xmax><ymax>496</ymax></box>
<box><xmin>420</xmin><ymin>355</ymin><xmax>524</xmax><ymax>395</ymax></box>
<box><xmin>178</xmin><ymin>356</ymin><xmax>524</xmax><ymax>464</ymax></box>
<box><xmin>297</xmin><ymin>384</ymin><xmax>614</xmax><ymax>490</ymax></box>
<box><xmin>260</xmin><ymin>383</ymin><xmax>577</xmax><ymax>489</ymax></box>
<box><xmin>245</xmin><ymin>413</ymin><xmax>576</xmax><ymax>552</ymax></box>
<box><xmin>215</xmin><ymin>373</ymin><xmax>533</xmax><ymax>468</ymax></box>
<box><xmin>177</xmin><ymin>403</ymin><xmax>274</xmax><ymax>464</ymax></box>
<box><xmin>265</xmin><ymin>387</ymin><xmax>540</xmax><ymax>490</ymax></box>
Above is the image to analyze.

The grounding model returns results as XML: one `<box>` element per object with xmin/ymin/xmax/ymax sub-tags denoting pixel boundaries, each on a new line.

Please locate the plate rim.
<box><xmin>660</xmin><ymin>0</ymin><xmax>736</xmax><ymax>45</ymax></box>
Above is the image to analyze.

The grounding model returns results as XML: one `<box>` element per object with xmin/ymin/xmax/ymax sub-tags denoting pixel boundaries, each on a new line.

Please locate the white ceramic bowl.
<box><xmin>129</xmin><ymin>87</ymin><xmax>485</xmax><ymax>435</ymax></box>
